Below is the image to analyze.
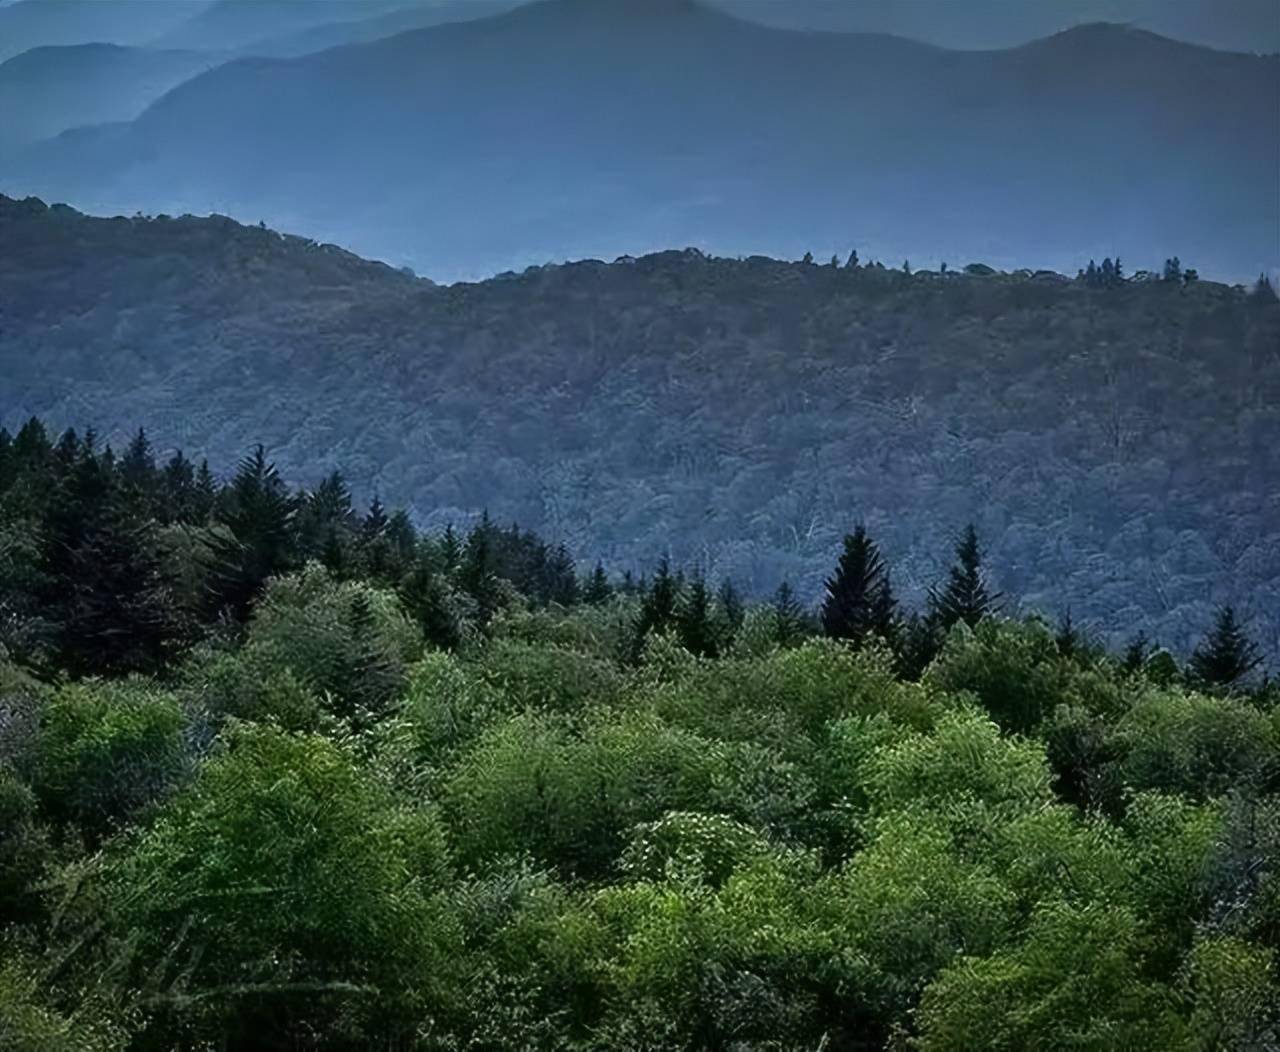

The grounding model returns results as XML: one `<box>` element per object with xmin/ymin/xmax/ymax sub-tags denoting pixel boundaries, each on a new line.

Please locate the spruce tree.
<box><xmin>583</xmin><ymin>562</ymin><xmax>612</xmax><ymax>604</ymax></box>
<box><xmin>718</xmin><ymin>578</ymin><xmax>745</xmax><ymax>633</ymax></box>
<box><xmin>59</xmin><ymin>499</ymin><xmax>188</xmax><ymax>675</ymax></box>
<box><xmin>203</xmin><ymin>445</ymin><xmax>297</xmax><ymax>620</ymax></box>
<box><xmin>928</xmin><ymin>524</ymin><xmax>1002</xmax><ymax>632</ymax></box>
<box><xmin>772</xmin><ymin>580</ymin><xmax>807</xmax><ymax>647</ymax></box>
<box><xmin>632</xmin><ymin>556</ymin><xmax>679</xmax><ymax>660</ymax></box>
<box><xmin>1189</xmin><ymin>605</ymin><xmax>1261</xmax><ymax>690</ymax></box>
<box><xmin>399</xmin><ymin>556</ymin><xmax>461</xmax><ymax>651</ymax></box>
<box><xmin>460</xmin><ymin>511</ymin><xmax>501</xmax><ymax>625</ymax></box>
<box><xmin>677</xmin><ymin>573</ymin><xmax>718</xmax><ymax>658</ymax></box>
<box><xmin>821</xmin><ymin>526</ymin><xmax>897</xmax><ymax>646</ymax></box>
<box><xmin>1122</xmin><ymin>631</ymin><xmax>1150</xmax><ymax>674</ymax></box>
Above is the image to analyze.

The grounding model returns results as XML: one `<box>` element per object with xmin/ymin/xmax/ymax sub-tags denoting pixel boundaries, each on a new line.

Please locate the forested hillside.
<box><xmin>3</xmin><ymin>194</ymin><xmax>1278</xmax><ymax>658</ymax></box>
<box><xmin>0</xmin><ymin>421</ymin><xmax>1277</xmax><ymax>1050</ymax></box>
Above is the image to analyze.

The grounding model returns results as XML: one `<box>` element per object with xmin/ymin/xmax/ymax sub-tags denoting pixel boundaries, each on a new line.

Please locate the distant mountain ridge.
<box><xmin>0</xmin><ymin>43</ymin><xmax>220</xmax><ymax>156</ymax></box>
<box><xmin>2</xmin><ymin>0</ymin><xmax>1272</xmax><ymax>283</ymax></box>
<box><xmin>3</xmin><ymin>193</ymin><xmax>1277</xmax><ymax>659</ymax></box>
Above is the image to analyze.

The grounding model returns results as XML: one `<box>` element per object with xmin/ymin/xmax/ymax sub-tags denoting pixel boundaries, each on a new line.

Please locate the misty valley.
<box><xmin>0</xmin><ymin>1</ymin><xmax>1277</xmax><ymax>1050</ymax></box>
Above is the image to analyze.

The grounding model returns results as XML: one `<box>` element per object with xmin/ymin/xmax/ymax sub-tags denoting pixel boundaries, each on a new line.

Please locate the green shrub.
<box><xmin>110</xmin><ymin>721</ymin><xmax>459</xmax><ymax>1049</ymax></box>
<box><xmin>28</xmin><ymin>680</ymin><xmax>187</xmax><ymax>842</ymax></box>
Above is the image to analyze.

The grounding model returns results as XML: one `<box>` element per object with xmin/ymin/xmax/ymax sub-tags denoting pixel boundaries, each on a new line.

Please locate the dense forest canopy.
<box><xmin>0</xmin><ymin>418</ymin><xmax>1277</xmax><ymax>1050</ymax></box>
<box><xmin>3</xmin><ymin>194</ymin><xmax>1278</xmax><ymax>660</ymax></box>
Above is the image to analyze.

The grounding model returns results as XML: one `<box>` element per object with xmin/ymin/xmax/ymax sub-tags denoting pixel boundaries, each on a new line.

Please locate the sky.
<box><xmin>0</xmin><ymin>0</ymin><xmax>1276</xmax><ymax>53</ymax></box>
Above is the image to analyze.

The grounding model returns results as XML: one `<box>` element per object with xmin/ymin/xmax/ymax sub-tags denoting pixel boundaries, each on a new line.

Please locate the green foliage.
<box><xmin>109</xmin><ymin>722</ymin><xmax>459</xmax><ymax>1049</ymax></box>
<box><xmin>240</xmin><ymin>563</ymin><xmax>421</xmax><ymax>721</ymax></box>
<box><xmin>1110</xmin><ymin>689</ymin><xmax>1279</xmax><ymax>800</ymax></box>
<box><xmin>27</xmin><ymin>680</ymin><xmax>187</xmax><ymax>842</ymax></box>
<box><xmin>916</xmin><ymin>902</ymin><xmax>1190</xmax><ymax>1051</ymax></box>
<box><xmin>925</xmin><ymin>617</ymin><xmax>1066</xmax><ymax>733</ymax></box>
<box><xmin>0</xmin><ymin>766</ymin><xmax>53</xmax><ymax>927</ymax></box>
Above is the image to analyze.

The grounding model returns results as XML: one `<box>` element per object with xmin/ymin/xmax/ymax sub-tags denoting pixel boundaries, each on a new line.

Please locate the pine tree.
<box><xmin>821</xmin><ymin>526</ymin><xmax>897</xmax><ymax>646</ymax></box>
<box><xmin>632</xmin><ymin>556</ymin><xmax>679</xmax><ymax>660</ymax></box>
<box><xmin>583</xmin><ymin>562</ymin><xmax>612</xmax><ymax>604</ymax></box>
<box><xmin>58</xmin><ymin>498</ymin><xmax>189</xmax><ymax>676</ymax></box>
<box><xmin>1122</xmin><ymin>630</ymin><xmax>1150</xmax><ymax>674</ymax></box>
<box><xmin>1188</xmin><ymin>605</ymin><xmax>1261</xmax><ymax>690</ymax></box>
<box><xmin>1163</xmin><ymin>256</ymin><xmax>1183</xmax><ymax>283</ymax></box>
<box><xmin>460</xmin><ymin>511</ymin><xmax>501</xmax><ymax>625</ymax></box>
<box><xmin>928</xmin><ymin>524</ymin><xmax>1002</xmax><ymax>632</ymax></box>
<box><xmin>677</xmin><ymin>573</ymin><xmax>718</xmax><ymax>658</ymax></box>
<box><xmin>718</xmin><ymin>578</ymin><xmax>745</xmax><ymax>633</ymax></box>
<box><xmin>772</xmin><ymin>580</ymin><xmax>807</xmax><ymax>647</ymax></box>
<box><xmin>1055</xmin><ymin>608</ymin><xmax>1080</xmax><ymax>658</ymax></box>
<box><xmin>399</xmin><ymin>557</ymin><xmax>461</xmax><ymax>651</ymax></box>
<box><xmin>119</xmin><ymin>427</ymin><xmax>157</xmax><ymax>495</ymax></box>
<box><xmin>203</xmin><ymin>445</ymin><xmax>297</xmax><ymax>620</ymax></box>
<box><xmin>845</xmin><ymin>249</ymin><xmax>859</xmax><ymax>269</ymax></box>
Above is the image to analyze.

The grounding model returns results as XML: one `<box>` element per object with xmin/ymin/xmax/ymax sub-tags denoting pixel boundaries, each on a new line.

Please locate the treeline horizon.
<box><xmin>1</xmin><ymin>414</ymin><xmax>1271</xmax><ymax>695</ymax></box>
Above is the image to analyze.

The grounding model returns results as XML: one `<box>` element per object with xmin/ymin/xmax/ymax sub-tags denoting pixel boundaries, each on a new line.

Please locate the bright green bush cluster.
<box><xmin>1</xmin><ymin>576</ymin><xmax>1277</xmax><ymax>1051</ymax></box>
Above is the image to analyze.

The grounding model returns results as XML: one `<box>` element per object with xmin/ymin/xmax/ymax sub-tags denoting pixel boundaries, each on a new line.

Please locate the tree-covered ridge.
<box><xmin>0</xmin><ymin>422</ymin><xmax>1277</xmax><ymax>1050</ymax></box>
<box><xmin>2</xmin><ymin>194</ymin><xmax>1279</xmax><ymax>660</ymax></box>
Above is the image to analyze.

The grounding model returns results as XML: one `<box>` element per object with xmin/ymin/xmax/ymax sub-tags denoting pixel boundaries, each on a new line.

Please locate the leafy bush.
<box><xmin>109</xmin><ymin>722</ymin><xmax>459</xmax><ymax>1049</ymax></box>
<box><xmin>27</xmin><ymin>680</ymin><xmax>187</xmax><ymax>842</ymax></box>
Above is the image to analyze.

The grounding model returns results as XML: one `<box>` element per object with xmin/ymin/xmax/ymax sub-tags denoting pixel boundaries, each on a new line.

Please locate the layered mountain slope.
<box><xmin>4</xmin><ymin>0</ymin><xmax>1275</xmax><ymax>282</ymax></box>
<box><xmin>0</xmin><ymin>0</ymin><xmax>207</xmax><ymax>63</ymax></box>
<box><xmin>3</xmin><ymin>194</ymin><xmax>1277</xmax><ymax>655</ymax></box>
<box><xmin>0</xmin><ymin>43</ymin><xmax>220</xmax><ymax>156</ymax></box>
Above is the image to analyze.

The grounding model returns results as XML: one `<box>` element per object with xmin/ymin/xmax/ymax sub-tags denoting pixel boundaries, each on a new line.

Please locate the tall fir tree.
<box><xmin>1188</xmin><ymin>605</ymin><xmax>1261</xmax><ymax>690</ymax></box>
<box><xmin>632</xmin><ymin>556</ymin><xmax>680</xmax><ymax>660</ymax></box>
<box><xmin>677</xmin><ymin>573</ymin><xmax>718</xmax><ymax>658</ymax></box>
<box><xmin>203</xmin><ymin>446</ymin><xmax>297</xmax><ymax>620</ymax></box>
<box><xmin>583</xmin><ymin>562</ymin><xmax>613</xmax><ymax>604</ymax></box>
<box><xmin>821</xmin><ymin>526</ymin><xmax>897</xmax><ymax>647</ymax></box>
<box><xmin>772</xmin><ymin>580</ymin><xmax>808</xmax><ymax>647</ymax></box>
<box><xmin>928</xmin><ymin>524</ymin><xmax>1002</xmax><ymax>632</ymax></box>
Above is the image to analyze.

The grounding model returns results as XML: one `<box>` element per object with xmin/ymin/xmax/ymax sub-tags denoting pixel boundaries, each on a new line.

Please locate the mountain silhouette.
<box><xmin>2</xmin><ymin>0</ymin><xmax>1274</xmax><ymax>281</ymax></box>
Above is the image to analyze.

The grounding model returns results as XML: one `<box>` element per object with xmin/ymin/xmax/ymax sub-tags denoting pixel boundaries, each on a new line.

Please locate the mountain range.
<box><xmin>3</xmin><ymin>192</ymin><xmax>1277</xmax><ymax>658</ymax></box>
<box><xmin>2</xmin><ymin>0</ymin><xmax>1273</xmax><ymax>283</ymax></box>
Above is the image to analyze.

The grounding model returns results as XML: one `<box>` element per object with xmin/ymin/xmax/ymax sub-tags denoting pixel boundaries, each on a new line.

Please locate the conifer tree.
<box><xmin>1122</xmin><ymin>631</ymin><xmax>1150</xmax><ymax>674</ymax></box>
<box><xmin>1189</xmin><ymin>605</ymin><xmax>1261</xmax><ymax>690</ymax></box>
<box><xmin>59</xmin><ymin>498</ymin><xmax>188</xmax><ymax>675</ymax></box>
<box><xmin>583</xmin><ymin>562</ymin><xmax>612</xmax><ymax>604</ymax></box>
<box><xmin>677</xmin><ymin>573</ymin><xmax>718</xmax><ymax>658</ymax></box>
<box><xmin>772</xmin><ymin>580</ymin><xmax>807</xmax><ymax>647</ymax></box>
<box><xmin>119</xmin><ymin>427</ymin><xmax>157</xmax><ymax>495</ymax></box>
<box><xmin>821</xmin><ymin>526</ymin><xmax>897</xmax><ymax>646</ymax></box>
<box><xmin>845</xmin><ymin>248</ymin><xmax>859</xmax><ymax>269</ymax></box>
<box><xmin>928</xmin><ymin>524</ymin><xmax>1002</xmax><ymax>632</ymax></box>
<box><xmin>632</xmin><ymin>556</ymin><xmax>679</xmax><ymax>660</ymax></box>
<box><xmin>718</xmin><ymin>578</ymin><xmax>745</xmax><ymax>633</ymax></box>
<box><xmin>460</xmin><ymin>511</ymin><xmax>501</xmax><ymax>625</ymax></box>
<box><xmin>399</xmin><ymin>556</ymin><xmax>461</xmax><ymax>651</ymax></box>
<box><xmin>1055</xmin><ymin>608</ymin><xmax>1080</xmax><ymax>658</ymax></box>
<box><xmin>203</xmin><ymin>446</ymin><xmax>297</xmax><ymax>620</ymax></box>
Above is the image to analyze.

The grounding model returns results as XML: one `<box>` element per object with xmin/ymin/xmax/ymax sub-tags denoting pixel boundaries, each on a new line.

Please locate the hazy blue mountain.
<box><xmin>3</xmin><ymin>0</ymin><xmax>1275</xmax><ymax>283</ymax></box>
<box><xmin>0</xmin><ymin>0</ymin><xmax>209</xmax><ymax>63</ymax></box>
<box><xmin>3</xmin><ymin>194</ymin><xmax>1278</xmax><ymax>658</ymax></box>
<box><xmin>233</xmin><ymin>0</ymin><xmax>525</xmax><ymax>58</ymax></box>
<box><xmin>148</xmin><ymin>0</ymin><xmax>428</xmax><ymax>52</ymax></box>
<box><xmin>0</xmin><ymin>44</ymin><xmax>221</xmax><ymax>156</ymax></box>
<box><xmin>710</xmin><ymin>0</ymin><xmax>1280</xmax><ymax>53</ymax></box>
